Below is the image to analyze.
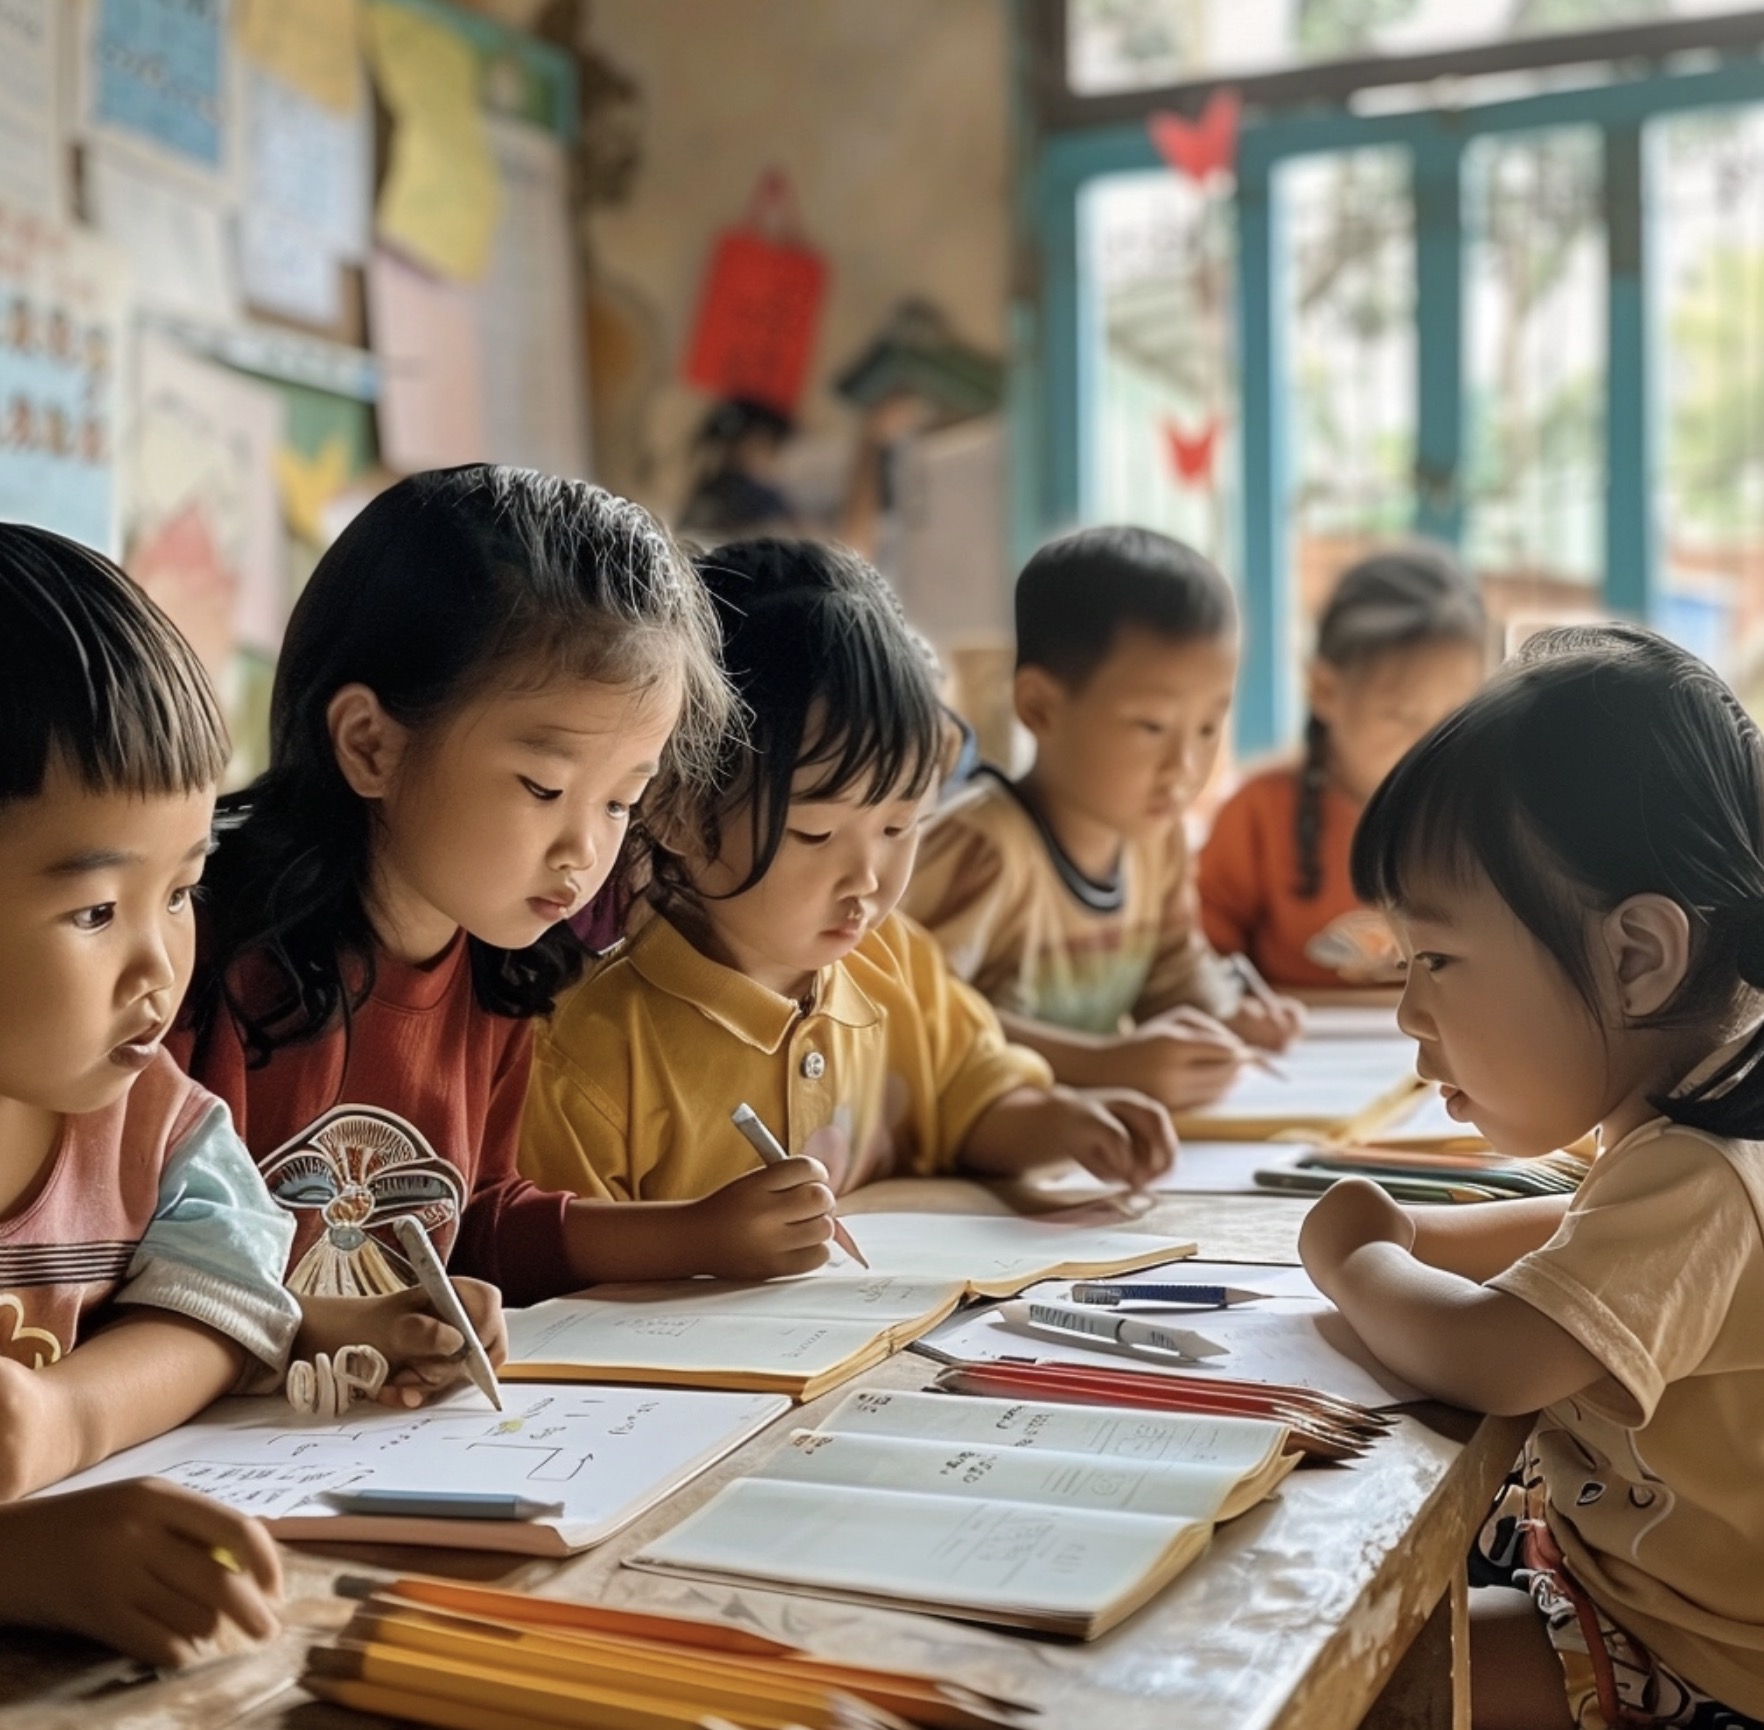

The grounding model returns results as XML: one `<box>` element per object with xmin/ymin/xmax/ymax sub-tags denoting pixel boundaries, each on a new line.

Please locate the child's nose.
<box><xmin>125</xmin><ymin>924</ymin><xmax>178</xmax><ymax>1000</ymax></box>
<box><xmin>550</xmin><ymin>812</ymin><xmax>600</xmax><ymax>876</ymax></box>
<box><xmin>842</xmin><ymin>849</ymin><xmax>882</xmax><ymax>896</ymax></box>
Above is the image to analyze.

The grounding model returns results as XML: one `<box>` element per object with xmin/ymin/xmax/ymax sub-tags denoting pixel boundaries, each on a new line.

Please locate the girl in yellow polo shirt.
<box><xmin>519</xmin><ymin>538</ymin><xmax>1177</xmax><ymax>1281</ymax></box>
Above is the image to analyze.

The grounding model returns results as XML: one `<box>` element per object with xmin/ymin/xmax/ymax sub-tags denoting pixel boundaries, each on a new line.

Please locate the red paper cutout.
<box><xmin>1148</xmin><ymin>90</ymin><xmax>1242</xmax><ymax>184</ymax></box>
<box><xmin>1162</xmin><ymin>417</ymin><xmax>1221</xmax><ymax>487</ymax></box>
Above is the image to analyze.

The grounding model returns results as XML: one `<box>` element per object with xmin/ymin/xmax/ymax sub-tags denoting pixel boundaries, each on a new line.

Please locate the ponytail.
<box><xmin>1294</xmin><ymin>714</ymin><xmax>1329</xmax><ymax>900</ymax></box>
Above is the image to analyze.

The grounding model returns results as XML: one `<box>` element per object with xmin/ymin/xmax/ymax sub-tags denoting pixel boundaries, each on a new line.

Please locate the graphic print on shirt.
<box><xmin>259</xmin><ymin>1105</ymin><xmax>464</xmax><ymax>1297</ymax></box>
<box><xmin>0</xmin><ymin>1237</ymin><xmax>138</xmax><ymax>1368</ymax></box>
<box><xmin>0</xmin><ymin>1290</ymin><xmax>69</xmax><ymax>1367</ymax></box>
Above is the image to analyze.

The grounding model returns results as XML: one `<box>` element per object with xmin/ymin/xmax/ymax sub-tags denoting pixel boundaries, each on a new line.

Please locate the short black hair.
<box><xmin>0</xmin><ymin>522</ymin><xmax>227</xmax><ymax>810</ymax></box>
<box><xmin>682</xmin><ymin>537</ymin><xmax>942</xmax><ymax>896</ymax></box>
<box><xmin>1015</xmin><ymin>525</ymin><xmax>1237</xmax><ymax>687</ymax></box>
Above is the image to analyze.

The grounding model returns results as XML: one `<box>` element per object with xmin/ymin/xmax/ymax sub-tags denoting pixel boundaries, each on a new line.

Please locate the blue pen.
<box><xmin>1068</xmin><ymin>1281</ymin><xmax>1273</xmax><ymax>1308</ymax></box>
<box><xmin>321</xmin><ymin>1488</ymin><xmax>564</xmax><ymax>1521</ymax></box>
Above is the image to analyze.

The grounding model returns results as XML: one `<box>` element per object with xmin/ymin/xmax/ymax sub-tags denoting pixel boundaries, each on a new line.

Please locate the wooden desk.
<box><xmin>0</xmin><ymin>1188</ymin><xmax>1527</xmax><ymax>1730</ymax></box>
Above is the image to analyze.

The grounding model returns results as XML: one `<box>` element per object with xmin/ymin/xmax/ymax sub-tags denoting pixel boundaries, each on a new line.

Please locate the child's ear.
<box><xmin>327</xmin><ymin>684</ymin><xmax>409</xmax><ymax>799</ymax></box>
<box><xmin>1600</xmin><ymin>893</ymin><xmax>1692</xmax><ymax>1019</ymax></box>
<box><xmin>1013</xmin><ymin>665</ymin><xmax>1065</xmax><ymax>741</ymax></box>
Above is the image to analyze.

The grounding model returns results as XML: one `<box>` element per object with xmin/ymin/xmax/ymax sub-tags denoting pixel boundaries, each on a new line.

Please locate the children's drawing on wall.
<box><xmin>126</xmin><ymin>332</ymin><xmax>285</xmax><ymax>684</ymax></box>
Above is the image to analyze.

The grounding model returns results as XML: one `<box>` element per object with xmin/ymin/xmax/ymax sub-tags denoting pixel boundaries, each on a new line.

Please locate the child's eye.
<box><xmin>787</xmin><ymin>829</ymin><xmax>832</xmax><ymax>846</ymax></box>
<box><xmin>168</xmin><ymin>882</ymin><xmax>205</xmax><ymax>913</ymax></box>
<box><xmin>1413</xmin><ymin>952</ymin><xmax>1451</xmax><ymax>975</ymax></box>
<box><xmin>1136</xmin><ymin>720</ymin><xmax>1165</xmax><ymax>736</ymax></box>
<box><xmin>70</xmin><ymin>903</ymin><xmax>114</xmax><ymax>932</ymax></box>
<box><xmin>607</xmin><ymin>800</ymin><xmax>631</xmax><ymax>820</ymax></box>
<box><xmin>519</xmin><ymin>776</ymin><xmax>562</xmax><ymax>803</ymax></box>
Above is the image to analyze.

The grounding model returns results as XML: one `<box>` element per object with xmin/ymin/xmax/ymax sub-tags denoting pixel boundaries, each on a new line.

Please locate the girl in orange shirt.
<box><xmin>1198</xmin><ymin>544</ymin><xmax>1486</xmax><ymax>989</ymax></box>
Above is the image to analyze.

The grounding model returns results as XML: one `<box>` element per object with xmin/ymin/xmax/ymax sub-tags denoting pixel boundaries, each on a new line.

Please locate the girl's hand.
<box><xmin>1105</xmin><ymin>1008</ymin><xmax>1246</xmax><ymax>1111</ymax></box>
<box><xmin>685</xmin><ymin>1158</ymin><xmax>836</xmax><ymax>1281</ymax></box>
<box><xmin>1298</xmin><ymin>1177</ymin><xmax>1417</xmax><ymax>1293</ymax></box>
<box><xmin>295</xmin><ymin>1280</ymin><xmax>509</xmax><ymax>1410</ymax></box>
<box><xmin>1222</xmin><ymin>993</ymin><xmax>1306</xmax><ymax>1051</ymax></box>
<box><xmin>0</xmin><ymin>1479</ymin><xmax>281</xmax><ymax>1668</ymax></box>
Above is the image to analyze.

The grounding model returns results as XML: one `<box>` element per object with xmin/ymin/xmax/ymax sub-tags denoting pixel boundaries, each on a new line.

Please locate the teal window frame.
<box><xmin>1025</xmin><ymin>56</ymin><xmax>1764</xmax><ymax>751</ymax></box>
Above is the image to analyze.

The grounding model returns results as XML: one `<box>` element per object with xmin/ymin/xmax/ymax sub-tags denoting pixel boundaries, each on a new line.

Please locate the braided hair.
<box><xmin>1295</xmin><ymin>542</ymin><xmax>1484</xmax><ymax>900</ymax></box>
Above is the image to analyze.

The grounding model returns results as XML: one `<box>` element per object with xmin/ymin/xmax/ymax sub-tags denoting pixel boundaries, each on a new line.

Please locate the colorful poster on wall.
<box><xmin>0</xmin><ymin>199</ymin><xmax>128</xmax><ymax>554</ymax></box>
<box><xmin>0</xmin><ymin>0</ymin><xmax>64</xmax><ymax>219</ymax></box>
<box><xmin>364</xmin><ymin>0</ymin><xmax>500</xmax><ymax>281</ymax></box>
<box><xmin>126</xmin><ymin>332</ymin><xmax>285</xmax><ymax>677</ymax></box>
<box><xmin>84</xmin><ymin>0</ymin><xmax>232</xmax><ymax>177</ymax></box>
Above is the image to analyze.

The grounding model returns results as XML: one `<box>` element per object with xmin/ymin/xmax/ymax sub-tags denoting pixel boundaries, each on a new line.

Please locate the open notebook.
<box><xmin>630</xmin><ymin>1386</ymin><xmax>1298</xmax><ymax>1639</ymax></box>
<box><xmin>503</xmin><ymin>1216</ymin><xmax>1194</xmax><ymax>1401</ymax></box>
<box><xmin>38</xmin><ymin>1383</ymin><xmax>789</xmax><ymax>1556</ymax></box>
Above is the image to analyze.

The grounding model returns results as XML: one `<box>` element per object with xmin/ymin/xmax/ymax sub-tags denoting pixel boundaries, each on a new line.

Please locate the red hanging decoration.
<box><xmin>1161</xmin><ymin>416</ymin><xmax>1222</xmax><ymax>488</ymax></box>
<box><xmin>1147</xmin><ymin>90</ymin><xmax>1242</xmax><ymax>185</ymax></box>
<box><xmin>682</xmin><ymin>168</ymin><xmax>828</xmax><ymax>417</ymax></box>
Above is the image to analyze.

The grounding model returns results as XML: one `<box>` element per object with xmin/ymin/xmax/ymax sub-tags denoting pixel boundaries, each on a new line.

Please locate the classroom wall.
<box><xmin>574</xmin><ymin>0</ymin><xmax>1014</xmax><ymax>520</ymax></box>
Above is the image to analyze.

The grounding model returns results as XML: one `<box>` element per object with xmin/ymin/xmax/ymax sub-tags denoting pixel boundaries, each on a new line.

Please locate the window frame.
<box><xmin>1023</xmin><ymin>31</ymin><xmax>1764</xmax><ymax>748</ymax></box>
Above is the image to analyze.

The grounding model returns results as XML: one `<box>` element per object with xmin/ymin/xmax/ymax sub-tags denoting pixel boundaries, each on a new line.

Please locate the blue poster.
<box><xmin>92</xmin><ymin>0</ymin><xmax>227</xmax><ymax>171</ymax></box>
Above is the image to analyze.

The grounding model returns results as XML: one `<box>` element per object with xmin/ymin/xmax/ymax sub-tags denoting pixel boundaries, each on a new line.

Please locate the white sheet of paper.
<box><xmin>0</xmin><ymin>0</ymin><xmax>63</xmax><ymax>218</ymax></box>
<box><xmin>47</xmin><ymin>1383</ymin><xmax>789</xmax><ymax>1547</ymax></box>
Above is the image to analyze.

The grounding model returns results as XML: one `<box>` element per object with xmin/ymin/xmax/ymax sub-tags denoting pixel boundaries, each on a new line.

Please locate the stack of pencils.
<box><xmin>922</xmin><ymin>1352</ymin><xmax>1388</xmax><ymax>1460</ymax></box>
<box><xmin>303</xmin><ymin>1575</ymin><xmax>1035</xmax><ymax>1730</ymax></box>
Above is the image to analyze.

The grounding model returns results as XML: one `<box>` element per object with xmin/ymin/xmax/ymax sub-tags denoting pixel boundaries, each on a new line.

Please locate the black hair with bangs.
<box><xmin>190</xmin><ymin>465</ymin><xmax>730</xmax><ymax>1064</ymax></box>
<box><xmin>0</xmin><ymin>523</ymin><xmax>227</xmax><ymax>807</ymax></box>
<box><xmin>679</xmin><ymin>538</ymin><xmax>942</xmax><ymax>897</ymax></box>
<box><xmin>1352</xmin><ymin>622</ymin><xmax>1764</xmax><ymax>1138</ymax></box>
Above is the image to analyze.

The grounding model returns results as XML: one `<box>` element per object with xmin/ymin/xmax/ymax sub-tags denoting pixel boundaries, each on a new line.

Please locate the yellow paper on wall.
<box><xmin>237</xmin><ymin>0</ymin><xmax>362</xmax><ymax>113</ymax></box>
<box><xmin>365</xmin><ymin>0</ymin><xmax>501</xmax><ymax>281</ymax></box>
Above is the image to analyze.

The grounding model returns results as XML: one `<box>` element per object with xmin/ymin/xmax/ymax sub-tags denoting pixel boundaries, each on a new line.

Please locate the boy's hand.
<box><xmin>964</xmin><ymin>1085</ymin><xmax>1177</xmax><ymax>1189</ymax></box>
<box><xmin>295</xmin><ymin>1280</ymin><xmax>509</xmax><ymax>1410</ymax></box>
<box><xmin>1298</xmin><ymin>1177</ymin><xmax>1417</xmax><ymax>1295</ymax></box>
<box><xmin>684</xmin><ymin>1157</ymin><xmax>836</xmax><ymax>1281</ymax></box>
<box><xmin>1223</xmin><ymin>991</ymin><xmax>1306</xmax><ymax>1051</ymax></box>
<box><xmin>0</xmin><ymin>1479</ymin><xmax>281</xmax><ymax>1668</ymax></box>
<box><xmin>1048</xmin><ymin>1086</ymin><xmax>1179</xmax><ymax>1188</ymax></box>
<box><xmin>1109</xmin><ymin>1007</ymin><xmax>1249</xmax><ymax>1111</ymax></box>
